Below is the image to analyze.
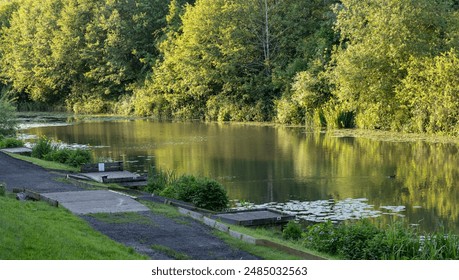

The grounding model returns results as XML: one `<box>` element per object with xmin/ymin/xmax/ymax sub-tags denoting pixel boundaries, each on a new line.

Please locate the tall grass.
<box><xmin>303</xmin><ymin>220</ymin><xmax>459</xmax><ymax>260</ymax></box>
<box><xmin>145</xmin><ymin>167</ymin><xmax>177</xmax><ymax>194</ymax></box>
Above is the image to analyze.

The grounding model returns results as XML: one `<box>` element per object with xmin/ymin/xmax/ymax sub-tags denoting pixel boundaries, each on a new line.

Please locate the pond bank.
<box><xmin>1</xmin><ymin>150</ymin><xmax>322</xmax><ymax>259</ymax></box>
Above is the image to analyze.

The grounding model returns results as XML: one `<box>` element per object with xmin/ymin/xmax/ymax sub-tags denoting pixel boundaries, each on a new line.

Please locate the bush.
<box><xmin>159</xmin><ymin>175</ymin><xmax>229</xmax><ymax>211</ymax></box>
<box><xmin>191</xmin><ymin>178</ymin><xmax>229</xmax><ymax>212</ymax></box>
<box><xmin>282</xmin><ymin>221</ymin><xmax>304</xmax><ymax>241</ymax></box>
<box><xmin>32</xmin><ymin>136</ymin><xmax>92</xmax><ymax>167</ymax></box>
<box><xmin>31</xmin><ymin>136</ymin><xmax>54</xmax><ymax>159</ymax></box>
<box><xmin>304</xmin><ymin>221</ymin><xmax>340</xmax><ymax>254</ymax></box>
<box><xmin>0</xmin><ymin>137</ymin><xmax>23</xmax><ymax>148</ymax></box>
<box><xmin>66</xmin><ymin>149</ymin><xmax>92</xmax><ymax>167</ymax></box>
<box><xmin>160</xmin><ymin>175</ymin><xmax>200</xmax><ymax>202</ymax></box>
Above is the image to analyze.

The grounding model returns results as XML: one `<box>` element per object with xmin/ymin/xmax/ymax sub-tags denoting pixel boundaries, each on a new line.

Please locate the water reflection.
<box><xmin>24</xmin><ymin>119</ymin><xmax>459</xmax><ymax>233</ymax></box>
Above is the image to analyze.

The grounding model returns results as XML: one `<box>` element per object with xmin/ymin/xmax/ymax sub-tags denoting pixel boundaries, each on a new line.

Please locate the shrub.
<box><xmin>66</xmin><ymin>149</ymin><xmax>92</xmax><ymax>167</ymax></box>
<box><xmin>159</xmin><ymin>175</ymin><xmax>229</xmax><ymax>211</ymax></box>
<box><xmin>282</xmin><ymin>221</ymin><xmax>304</xmax><ymax>241</ymax></box>
<box><xmin>31</xmin><ymin>136</ymin><xmax>54</xmax><ymax>159</ymax></box>
<box><xmin>303</xmin><ymin>221</ymin><xmax>340</xmax><ymax>254</ymax></box>
<box><xmin>0</xmin><ymin>137</ymin><xmax>23</xmax><ymax>148</ymax></box>
<box><xmin>191</xmin><ymin>178</ymin><xmax>229</xmax><ymax>212</ymax></box>
<box><xmin>32</xmin><ymin>136</ymin><xmax>92</xmax><ymax>167</ymax></box>
<box><xmin>160</xmin><ymin>175</ymin><xmax>199</xmax><ymax>202</ymax></box>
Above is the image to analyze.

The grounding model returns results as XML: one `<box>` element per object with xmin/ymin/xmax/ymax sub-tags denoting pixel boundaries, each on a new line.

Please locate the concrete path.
<box><xmin>41</xmin><ymin>190</ymin><xmax>150</xmax><ymax>215</ymax></box>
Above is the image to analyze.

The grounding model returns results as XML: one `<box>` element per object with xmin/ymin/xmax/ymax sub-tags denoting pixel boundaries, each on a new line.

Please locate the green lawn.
<box><xmin>0</xmin><ymin>195</ymin><xmax>147</xmax><ymax>260</ymax></box>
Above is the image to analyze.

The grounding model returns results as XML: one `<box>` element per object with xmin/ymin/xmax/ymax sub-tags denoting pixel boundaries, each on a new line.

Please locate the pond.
<box><xmin>20</xmin><ymin>114</ymin><xmax>459</xmax><ymax>233</ymax></box>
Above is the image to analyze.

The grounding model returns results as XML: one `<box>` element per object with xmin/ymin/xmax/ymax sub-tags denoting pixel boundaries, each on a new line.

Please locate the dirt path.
<box><xmin>0</xmin><ymin>152</ymin><xmax>259</xmax><ymax>260</ymax></box>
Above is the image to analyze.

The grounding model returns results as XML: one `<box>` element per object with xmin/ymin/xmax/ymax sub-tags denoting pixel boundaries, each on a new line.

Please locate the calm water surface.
<box><xmin>22</xmin><ymin>117</ymin><xmax>459</xmax><ymax>233</ymax></box>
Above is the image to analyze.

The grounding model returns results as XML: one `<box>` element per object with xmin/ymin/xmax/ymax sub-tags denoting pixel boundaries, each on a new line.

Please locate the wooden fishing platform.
<box><xmin>213</xmin><ymin>209</ymin><xmax>294</xmax><ymax>227</ymax></box>
<box><xmin>68</xmin><ymin>162</ymin><xmax>147</xmax><ymax>188</ymax></box>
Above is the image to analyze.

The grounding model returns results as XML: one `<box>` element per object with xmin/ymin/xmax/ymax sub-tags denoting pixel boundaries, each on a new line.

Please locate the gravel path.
<box><xmin>0</xmin><ymin>151</ymin><xmax>259</xmax><ymax>260</ymax></box>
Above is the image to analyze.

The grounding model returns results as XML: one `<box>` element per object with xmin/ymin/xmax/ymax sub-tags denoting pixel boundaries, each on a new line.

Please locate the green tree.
<box><xmin>1</xmin><ymin>0</ymin><xmax>63</xmax><ymax>103</ymax></box>
<box><xmin>0</xmin><ymin>0</ymin><xmax>168</xmax><ymax>113</ymax></box>
<box><xmin>274</xmin><ymin>0</ymin><xmax>337</xmax><ymax>126</ymax></box>
<box><xmin>330</xmin><ymin>0</ymin><xmax>452</xmax><ymax>130</ymax></box>
<box><xmin>135</xmin><ymin>0</ymin><xmax>335</xmax><ymax>121</ymax></box>
<box><xmin>396</xmin><ymin>50</ymin><xmax>459</xmax><ymax>134</ymax></box>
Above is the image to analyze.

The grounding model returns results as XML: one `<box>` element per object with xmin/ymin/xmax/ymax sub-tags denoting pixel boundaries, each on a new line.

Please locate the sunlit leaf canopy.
<box><xmin>1</xmin><ymin>0</ymin><xmax>459</xmax><ymax>134</ymax></box>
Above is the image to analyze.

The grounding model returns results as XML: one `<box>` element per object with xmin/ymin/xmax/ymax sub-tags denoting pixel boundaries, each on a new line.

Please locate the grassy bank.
<box><xmin>7</xmin><ymin>152</ymin><xmax>79</xmax><ymax>172</ymax></box>
<box><xmin>0</xmin><ymin>194</ymin><xmax>147</xmax><ymax>260</ymax></box>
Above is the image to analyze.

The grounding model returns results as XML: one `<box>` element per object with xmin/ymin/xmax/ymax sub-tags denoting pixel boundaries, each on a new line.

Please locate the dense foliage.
<box><xmin>160</xmin><ymin>175</ymin><xmax>229</xmax><ymax>211</ymax></box>
<box><xmin>0</xmin><ymin>137</ymin><xmax>22</xmax><ymax>148</ymax></box>
<box><xmin>31</xmin><ymin>136</ymin><xmax>92</xmax><ymax>167</ymax></box>
<box><xmin>303</xmin><ymin>220</ymin><xmax>459</xmax><ymax>260</ymax></box>
<box><xmin>146</xmin><ymin>170</ymin><xmax>229</xmax><ymax>211</ymax></box>
<box><xmin>1</xmin><ymin>0</ymin><xmax>459</xmax><ymax>134</ymax></box>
